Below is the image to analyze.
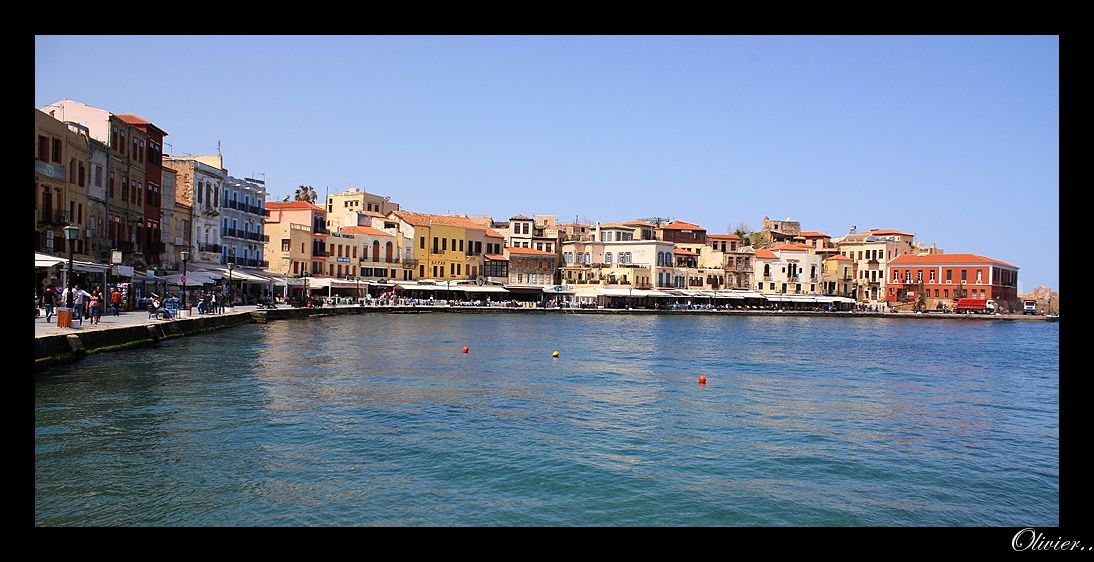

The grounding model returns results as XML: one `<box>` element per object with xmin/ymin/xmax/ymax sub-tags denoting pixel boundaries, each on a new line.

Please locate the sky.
<box><xmin>35</xmin><ymin>36</ymin><xmax>1059</xmax><ymax>290</ymax></box>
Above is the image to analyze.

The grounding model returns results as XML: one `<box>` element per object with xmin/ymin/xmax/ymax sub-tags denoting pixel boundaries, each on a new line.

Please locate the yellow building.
<box><xmin>390</xmin><ymin>211</ymin><xmax>503</xmax><ymax>281</ymax></box>
<box><xmin>325</xmin><ymin>187</ymin><xmax>400</xmax><ymax>231</ymax></box>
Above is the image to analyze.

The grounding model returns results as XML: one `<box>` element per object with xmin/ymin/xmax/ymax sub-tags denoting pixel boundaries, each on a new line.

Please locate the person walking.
<box><xmin>110</xmin><ymin>287</ymin><xmax>122</xmax><ymax>316</ymax></box>
<box><xmin>72</xmin><ymin>285</ymin><xmax>89</xmax><ymax>326</ymax></box>
<box><xmin>44</xmin><ymin>286</ymin><xmax>57</xmax><ymax>322</ymax></box>
<box><xmin>89</xmin><ymin>289</ymin><xmax>103</xmax><ymax>325</ymax></box>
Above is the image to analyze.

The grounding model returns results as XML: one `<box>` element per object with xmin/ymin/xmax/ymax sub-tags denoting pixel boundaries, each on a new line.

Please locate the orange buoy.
<box><xmin>462</xmin><ymin>346</ymin><xmax>469</xmax><ymax>354</ymax></box>
<box><xmin>698</xmin><ymin>374</ymin><xmax>707</xmax><ymax>385</ymax></box>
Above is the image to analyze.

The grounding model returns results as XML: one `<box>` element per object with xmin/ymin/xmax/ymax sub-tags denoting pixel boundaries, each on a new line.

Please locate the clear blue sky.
<box><xmin>35</xmin><ymin>36</ymin><xmax>1058</xmax><ymax>290</ymax></box>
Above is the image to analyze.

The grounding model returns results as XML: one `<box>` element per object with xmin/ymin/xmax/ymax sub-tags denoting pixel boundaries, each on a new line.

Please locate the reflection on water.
<box><xmin>36</xmin><ymin>315</ymin><xmax>1058</xmax><ymax>526</ymax></box>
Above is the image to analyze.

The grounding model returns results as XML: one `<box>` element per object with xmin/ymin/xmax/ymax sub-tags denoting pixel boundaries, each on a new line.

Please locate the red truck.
<box><xmin>955</xmin><ymin>298</ymin><xmax>996</xmax><ymax>314</ymax></box>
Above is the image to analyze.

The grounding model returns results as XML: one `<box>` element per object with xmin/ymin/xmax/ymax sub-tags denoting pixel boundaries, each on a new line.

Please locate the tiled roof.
<box><xmin>768</xmin><ymin>244</ymin><xmax>810</xmax><ymax>252</ymax></box>
<box><xmin>506</xmin><ymin>247</ymin><xmax>556</xmax><ymax>256</ymax></box>
<box><xmin>509</xmin><ymin>214</ymin><xmax>531</xmax><ymax>221</ymax></box>
<box><xmin>889</xmin><ymin>253</ymin><xmax>1018</xmax><ymax>269</ymax></box>
<box><xmin>266</xmin><ymin>201</ymin><xmax>325</xmax><ymax>212</ymax></box>
<box><xmin>707</xmin><ymin>234</ymin><xmax>742</xmax><ymax>240</ymax></box>
<box><xmin>115</xmin><ymin>114</ymin><xmax>151</xmax><ymax>125</ymax></box>
<box><xmin>799</xmin><ymin>231</ymin><xmax>831</xmax><ymax>237</ymax></box>
<box><xmin>868</xmin><ymin>228</ymin><xmax>914</xmax><ymax>237</ymax></box>
<box><xmin>660</xmin><ymin>220</ymin><xmax>704</xmax><ymax>230</ymax></box>
<box><xmin>393</xmin><ymin>211</ymin><xmax>490</xmax><ymax>231</ymax></box>
<box><xmin>825</xmin><ymin>255</ymin><xmax>853</xmax><ymax>261</ymax></box>
<box><xmin>754</xmin><ymin>249</ymin><xmax>777</xmax><ymax>259</ymax></box>
<box><xmin>672</xmin><ymin>248</ymin><xmax>699</xmax><ymax>256</ymax></box>
<box><xmin>484</xmin><ymin>254</ymin><xmax>508</xmax><ymax>261</ymax></box>
<box><xmin>341</xmin><ymin>226</ymin><xmax>394</xmax><ymax>237</ymax></box>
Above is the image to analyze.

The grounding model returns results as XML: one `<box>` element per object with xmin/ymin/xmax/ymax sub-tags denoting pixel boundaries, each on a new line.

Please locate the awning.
<box><xmin>166</xmin><ymin>272</ymin><xmax>218</xmax><ymax>286</ymax></box>
<box><xmin>718</xmin><ymin>290</ymin><xmax>765</xmax><ymax>299</ymax></box>
<box><xmin>460</xmin><ymin>285</ymin><xmax>509</xmax><ymax>293</ymax></box>
<box><xmin>541</xmin><ymin>285</ymin><xmax>575</xmax><ymax>294</ymax></box>
<box><xmin>206</xmin><ymin>266</ymin><xmax>268</xmax><ymax>283</ymax></box>
<box><xmin>34</xmin><ymin>252</ymin><xmax>66</xmax><ymax>268</ymax></box>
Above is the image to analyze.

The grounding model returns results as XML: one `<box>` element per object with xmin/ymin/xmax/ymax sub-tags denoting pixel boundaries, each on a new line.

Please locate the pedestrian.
<box><xmin>110</xmin><ymin>287</ymin><xmax>122</xmax><ymax>316</ymax></box>
<box><xmin>44</xmin><ymin>286</ymin><xmax>57</xmax><ymax>322</ymax></box>
<box><xmin>72</xmin><ymin>285</ymin><xmax>89</xmax><ymax>326</ymax></box>
<box><xmin>89</xmin><ymin>289</ymin><xmax>102</xmax><ymax>325</ymax></box>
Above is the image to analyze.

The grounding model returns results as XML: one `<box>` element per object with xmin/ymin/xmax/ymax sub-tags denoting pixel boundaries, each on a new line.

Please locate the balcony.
<box><xmin>199</xmin><ymin>243</ymin><xmax>221</xmax><ymax>253</ymax></box>
<box><xmin>401</xmin><ymin>258</ymin><xmax>418</xmax><ymax>268</ymax></box>
<box><xmin>201</xmin><ymin>206</ymin><xmax>220</xmax><ymax>217</ymax></box>
<box><xmin>313</xmin><ymin>249</ymin><xmax>330</xmax><ymax>257</ymax></box>
<box><xmin>226</xmin><ymin>200</ymin><xmax>239</xmax><ymax>210</ymax></box>
<box><xmin>38</xmin><ymin>210</ymin><xmax>69</xmax><ymax>226</ymax></box>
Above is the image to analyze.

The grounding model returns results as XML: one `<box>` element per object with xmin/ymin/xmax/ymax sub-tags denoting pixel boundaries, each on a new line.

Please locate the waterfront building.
<box><xmin>170</xmin><ymin>169</ymin><xmax>193</xmax><ymax>271</ymax></box>
<box><xmin>390</xmin><ymin>211</ymin><xmax>504</xmax><ymax>282</ymax></box>
<box><xmin>822</xmin><ymin>254</ymin><xmax>855</xmax><ymax>297</ymax></box>
<box><xmin>35</xmin><ymin>109</ymin><xmax>90</xmax><ymax>261</ymax></box>
<box><xmin>86</xmin><ymin>138</ymin><xmax>110</xmax><ymax>265</ymax></box>
<box><xmin>755</xmin><ymin>216</ymin><xmax>803</xmax><ymax>247</ymax></box>
<box><xmin>263</xmin><ymin>200</ymin><xmax>327</xmax><ymax>277</ymax></box>
<box><xmin>753</xmin><ymin>244</ymin><xmax>825</xmax><ymax>295</ymax></box>
<box><xmin>163</xmin><ymin>156</ymin><xmax>227</xmax><ymax>268</ymax></box>
<box><xmin>885</xmin><ymin>253</ymin><xmax>1020</xmax><ymax>310</ymax></box>
<box><xmin>220</xmin><ymin>176</ymin><xmax>267</xmax><ymax>269</ymax></box>
<box><xmin>324</xmin><ymin>187</ymin><xmax>400</xmax><ymax>232</ymax></box>
<box><xmin>41</xmin><ymin>100</ymin><xmax>150</xmax><ymax>269</ymax></box>
<box><xmin>505</xmin><ymin>246</ymin><xmax>559</xmax><ymax>287</ymax></box>
<box><xmin>336</xmin><ymin>225</ymin><xmax>410</xmax><ymax>281</ymax></box>
<box><xmin>561</xmin><ymin>238</ymin><xmax>672</xmax><ymax>288</ymax></box>
<box><xmin>835</xmin><ymin>227</ymin><xmax>916</xmax><ymax>303</ymax></box>
<box><xmin>116</xmin><ymin>114</ymin><xmax>167</xmax><ymax>267</ymax></box>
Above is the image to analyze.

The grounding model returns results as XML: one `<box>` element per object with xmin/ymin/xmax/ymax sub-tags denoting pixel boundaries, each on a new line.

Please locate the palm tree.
<box><xmin>294</xmin><ymin>185</ymin><xmax>317</xmax><ymax>203</ymax></box>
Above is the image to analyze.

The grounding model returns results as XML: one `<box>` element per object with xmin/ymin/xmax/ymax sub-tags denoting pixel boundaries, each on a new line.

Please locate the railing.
<box><xmin>313</xmin><ymin>249</ymin><xmax>330</xmax><ymax>257</ymax></box>
<box><xmin>226</xmin><ymin>200</ymin><xmax>239</xmax><ymax>210</ymax></box>
<box><xmin>290</xmin><ymin>223</ymin><xmax>312</xmax><ymax>232</ymax></box>
<box><xmin>401</xmin><ymin>258</ymin><xmax>418</xmax><ymax>267</ymax></box>
<box><xmin>225</xmin><ymin>228</ymin><xmax>240</xmax><ymax>238</ymax></box>
<box><xmin>248</xmin><ymin>232</ymin><xmax>264</xmax><ymax>241</ymax></box>
<box><xmin>38</xmin><ymin>210</ymin><xmax>69</xmax><ymax>225</ymax></box>
<box><xmin>199</xmin><ymin>243</ymin><xmax>221</xmax><ymax>253</ymax></box>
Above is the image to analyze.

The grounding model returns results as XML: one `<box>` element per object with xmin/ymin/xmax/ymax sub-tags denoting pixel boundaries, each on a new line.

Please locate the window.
<box><xmin>810</xmin><ymin>284</ymin><xmax>815</xmax><ymax>292</ymax></box>
<box><xmin>38</xmin><ymin>135</ymin><xmax>48</xmax><ymax>160</ymax></box>
<box><xmin>934</xmin><ymin>289</ymin><xmax>939</xmax><ymax>298</ymax></box>
<box><xmin>419</xmin><ymin>264</ymin><xmax>425</xmax><ymax>278</ymax></box>
<box><xmin>605</xmin><ymin>252</ymin><xmax>612</xmax><ymax>264</ymax></box>
<box><xmin>944</xmin><ymin>288</ymin><xmax>949</xmax><ymax>298</ymax></box>
<box><xmin>459</xmin><ymin>239</ymin><xmax>464</xmax><ymax>252</ymax></box>
<box><xmin>770</xmin><ymin>282</ymin><xmax>775</xmax><ymax>290</ymax></box>
<box><xmin>930</xmin><ymin>270</ymin><xmax>935</xmax><ymax>282</ymax></box>
<box><xmin>442</xmin><ymin>238</ymin><xmax>447</xmax><ymax>251</ymax></box>
<box><xmin>763</xmin><ymin>263</ymin><xmax>770</xmax><ymax>277</ymax></box>
<box><xmin>52</xmin><ymin>139</ymin><xmax>63</xmax><ymax>163</ymax></box>
<box><xmin>281</xmin><ymin>240</ymin><xmax>290</xmax><ymax>252</ymax></box>
<box><xmin>475</xmin><ymin>241</ymin><xmax>482</xmax><ymax>255</ymax></box>
<box><xmin>961</xmin><ymin>269</ymin><xmax>967</xmax><ymax>281</ymax></box>
<box><xmin>432</xmin><ymin>237</ymin><xmax>439</xmax><ymax>252</ymax></box>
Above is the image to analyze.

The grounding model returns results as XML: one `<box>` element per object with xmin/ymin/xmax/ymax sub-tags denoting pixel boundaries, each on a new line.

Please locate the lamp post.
<box><xmin>302</xmin><ymin>268</ymin><xmax>309</xmax><ymax>303</ymax></box>
<box><xmin>63</xmin><ymin>225</ymin><xmax>79</xmax><ymax>309</ymax></box>
<box><xmin>446</xmin><ymin>279</ymin><xmax>451</xmax><ymax>305</ymax></box>
<box><xmin>181</xmin><ymin>250</ymin><xmax>190</xmax><ymax>312</ymax></box>
<box><xmin>227</xmin><ymin>261</ymin><xmax>235</xmax><ymax>308</ymax></box>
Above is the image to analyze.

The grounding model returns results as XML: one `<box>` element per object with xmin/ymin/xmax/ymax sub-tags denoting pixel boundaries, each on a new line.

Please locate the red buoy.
<box><xmin>462</xmin><ymin>346</ymin><xmax>469</xmax><ymax>354</ymax></box>
<box><xmin>698</xmin><ymin>374</ymin><xmax>707</xmax><ymax>385</ymax></box>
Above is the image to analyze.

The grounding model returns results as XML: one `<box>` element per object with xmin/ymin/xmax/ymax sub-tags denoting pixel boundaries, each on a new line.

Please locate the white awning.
<box><xmin>718</xmin><ymin>290</ymin><xmax>765</xmax><ymax>299</ymax></box>
<box><xmin>541</xmin><ymin>285</ymin><xmax>575</xmax><ymax>294</ymax></box>
<box><xmin>206</xmin><ymin>266</ymin><xmax>268</xmax><ymax>283</ymax></box>
<box><xmin>460</xmin><ymin>285</ymin><xmax>509</xmax><ymax>293</ymax></box>
<box><xmin>34</xmin><ymin>252</ymin><xmax>66</xmax><ymax>268</ymax></box>
<box><xmin>166</xmin><ymin>272</ymin><xmax>217</xmax><ymax>286</ymax></box>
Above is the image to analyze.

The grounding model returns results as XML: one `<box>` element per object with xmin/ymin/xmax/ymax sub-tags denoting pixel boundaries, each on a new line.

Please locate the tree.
<box><xmin>916</xmin><ymin>281</ymin><xmax>927</xmax><ymax>312</ymax></box>
<box><xmin>294</xmin><ymin>185</ymin><xmax>318</xmax><ymax>203</ymax></box>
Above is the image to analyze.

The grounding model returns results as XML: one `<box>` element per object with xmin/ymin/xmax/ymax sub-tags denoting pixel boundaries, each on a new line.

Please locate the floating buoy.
<box><xmin>698</xmin><ymin>374</ymin><xmax>707</xmax><ymax>385</ymax></box>
<box><xmin>552</xmin><ymin>351</ymin><xmax>560</xmax><ymax>358</ymax></box>
<box><xmin>462</xmin><ymin>346</ymin><xmax>469</xmax><ymax>354</ymax></box>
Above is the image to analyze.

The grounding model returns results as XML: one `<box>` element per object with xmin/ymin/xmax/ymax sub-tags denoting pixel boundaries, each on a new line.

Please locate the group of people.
<box><xmin>40</xmin><ymin>284</ymin><xmax>123</xmax><ymax>326</ymax></box>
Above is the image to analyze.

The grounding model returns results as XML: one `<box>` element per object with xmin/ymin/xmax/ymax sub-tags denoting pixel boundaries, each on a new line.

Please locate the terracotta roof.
<box><xmin>659</xmin><ymin>220</ymin><xmax>704</xmax><ymax>230</ymax></box>
<box><xmin>754</xmin><ymin>249</ymin><xmax>777</xmax><ymax>259</ymax></box>
<box><xmin>768</xmin><ymin>244</ymin><xmax>810</xmax><ymax>252</ymax></box>
<box><xmin>889</xmin><ymin>253</ymin><xmax>1018</xmax><ymax>269</ymax></box>
<box><xmin>825</xmin><ymin>255</ymin><xmax>853</xmax><ymax>261</ymax></box>
<box><xmin>622</xmin><ymin>220</ymin><xmax>654</xmax><ymax>226</ymax></box>
<box><xmin>115</xmin><ymin>114</ymin><xmax>167</xmax><ymax>135</ymax></box>
<box><xmin>362</xmin><ymin>210</ymin><xmax>387</xmax><ymax>218</ymax></box>
<box><xmin>600</xmin><ymin>223</ymin><xmax>637</xmax><ymax>229</ymax></box>
<box><xmin>707</xmin><ymin>234</ymin><xmax>742</xmax><ymax>240</ymax></box>
<box><xmin>266</xmin><ymin>201</ymin><xmax>325</xmax><ymax>212</ymax></box>
<box><xmin>341</xmin><ymin>226</ymin><xmax>394</xmax><ymax>237</ymax></box>
<box><xmin>484</xmin><ymin>227</ymin><xmax>504</xmax><ymax>239</ymax></box>
<box><xmin>506</xmin><ymin>247</ymin><xmax>556</xmax><ymax>256</ymax></box>
<box><xmin>867</xmin><ymin>228</ymin><xmax>914</xmax><ymax>237</ymax></box>
<box><xmin>799</xmin><ymin>231</ymin><xmax>831</xmax><ymax>238</ymax></box>
<box><xmin>484</xmin><ymin>254</ymin><xmax>508</xmax><ymax>261</ymax></box>
<box><xmin>672</xmin><ymin>248</ymin><xmax>699</xmax><ymax>256</ymax></box>
<box><xmin>393</xmin><ymin>210</ymin><xmax>492</xmax><ymax>231</ymax></box>
<box><xmin>116</xmin><ymin>114</ymin><xmax>151</xmax><ymax>125</ymax></box>
<box><xmin>509</xmin><ymin>214</ymin><xmax>531</xmax><ymax>221</ymax></box>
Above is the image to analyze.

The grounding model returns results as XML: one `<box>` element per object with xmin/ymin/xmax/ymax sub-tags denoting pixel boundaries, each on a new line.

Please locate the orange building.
<box><xmin>885</xmin><ymin>253</ymin><xmax>1019</xmax><ymax>309</ymax></box>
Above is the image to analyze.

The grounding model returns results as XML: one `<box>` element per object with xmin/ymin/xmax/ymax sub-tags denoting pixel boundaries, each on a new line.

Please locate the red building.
<box><xmin>117</xmin><ymin>114</ymin><xmax>167</xmax><ymax>266</ymax></box>
<box><xmin>885</xmin><ymin>253</ymin><xmax>1019</xmax><ymax>308</ymax></box>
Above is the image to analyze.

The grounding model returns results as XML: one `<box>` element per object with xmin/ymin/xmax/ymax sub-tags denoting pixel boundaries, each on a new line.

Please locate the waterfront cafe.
<box><xmin>35</xmin><ymin>251</ymin><xmax>110</xmax><ymax>303</ymax></box>
<box><xmin>204</xmin><ymin>265</ymin><xmax>276</xmax><ymax>304</ymax></box>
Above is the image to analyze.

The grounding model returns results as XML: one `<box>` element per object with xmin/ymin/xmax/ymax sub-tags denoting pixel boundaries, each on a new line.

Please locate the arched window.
<box><xmin>372</xmin><ymin>240</ymin><xmax>380</xmax><ymax>262</ymax></box>
<box><xmin>764</xmin><ymin>263</ymin><xmax>770</xmax><ymax>277</ymax></box>
<box><xmin>386</xmin><ymin>241</ymin><xmax>394</xmax><ymax>262</ymax></box>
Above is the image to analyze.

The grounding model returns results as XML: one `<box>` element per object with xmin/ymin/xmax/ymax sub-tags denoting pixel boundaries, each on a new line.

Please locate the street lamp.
<box><xmin>181</xmin><ymin>250</ymin><xmax>190</xmax><ymax>312</ymax></box>
<box><xmin>63</xmin><ymin>225</ymin><xmax>79</xmax><ymax>309</ymax></box>
<box><xmin>227</xmin><ymin>261</ymin><xmax>235</xmax><ymax>308</ymax></box>
<box><xmin>302</xmin><ymin>268</ymin><xmax>309</xmax><ymax>302</ymax></box>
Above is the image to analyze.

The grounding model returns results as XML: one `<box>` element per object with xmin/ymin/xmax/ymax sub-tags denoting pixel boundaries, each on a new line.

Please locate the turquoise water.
<box><xmin>34</xmin><ymin>315</ymin><xmax>1059</xmax><ymax>526</ymax></box>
